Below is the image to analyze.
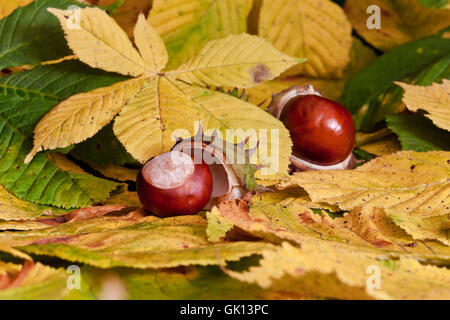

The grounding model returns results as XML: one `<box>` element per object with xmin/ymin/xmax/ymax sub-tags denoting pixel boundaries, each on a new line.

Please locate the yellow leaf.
<box><xmin>148</xmin><ymin>0</ymin><xmax>254</xmax><ymax>69</ymax></box>
<box><xmin>48</xmin><ymin>7</ymin><xmax>153</xmax><ymax>76</ymax></box>
<box><xmin>388</xmin><ymin>209</ymin><xmax>449</xmax><ymax>246</ymax></box>
<box><xmin>206</xmin><ymin>207</ymin><xmax>234</xmax><ymax>243</ymax></box>
<box><xmin>104</xmin><ymin>188</ymin><xmax>141</xmax><ymax>207</ymax></box>
<box><xmin>356</xmin><ymin>130</ymin><xmax>401</xmax><ymax>156</ymax></box>
<box><xmin>172</xmin><ymin>33</ymin><xmax>302</xmax><ymax>88</ymax></box>
<box><xmin>25</xmin><ymin>77</ymin><xmax>147</xmax><ymax>164</ymax></box>
<box><xmin>88</xmin><ymin>164</ymin><xmax>139</xmax><ymax>182</ymax></box>
<box><xmin>336</xmin><ymin>206</ymin><xmax>450</xmax><ymax>255</ymax></box>
<box><xmin>214</xmin><ymin>193</ymin><xmax>450</xmax><ymax>260</ymax></box>
<box><xmin>134</xmin><ymin>13</ymin><xmax>168</xmax><ymax>73</ymax></box>
<box><xmin>0</xmin><ymin>0</ymin><xmax>32</xmax><ymax>19</ymax></box>
<box><xmin>114</xmin><ymin>76</ymin><xmax>210</xmax><ymax>163</ymax></box>
<box><xmin>47</xmin><ymin>152</ymin><xmax>86</xmax><ymax>174</ymax></box>
<box><xmin>0</xmin><ymin>213</ymin><xmax>275</xmax><ymax>269</ymax></box>
<box><xmin>280</xmin><ymin>151</ymin><xmax>450</xmax><ymax>218</ymax></box>
<box><xmin>345</xmin><ymin>0</ymin><xmax>450</xmax><ymax>51</ymax></box>
<box><xmin>212</xmin><ymin>197</ymin><xmax>374</xmax><ymax>250</ymax></box>
<box><xmin>0</xmin><ymin>261</ymin><xmax>71</xmax><ymax>299</ymax></box>
<box><xmin>0</xmin><ymin>184</ymin><xmax>58</xmax><ymax>221</ymax></box>
<box><xmin>225</xmin><ymin>241</ymin><xmax>450</xmax><ymax>300</ymax></box>
<box><xmin>258</xmin><ymin>0</ymin><xmax>352</xmax><ymax>78</ymax></box>
<box><xmin>397</xmin><ymin>80</ymin><xmax>450</xmax><ymax>132</ymax></box>
<box><xmin>0</xmin><ymin>244</ymin><xmax>31</xmax><ymax>260</ymax></box>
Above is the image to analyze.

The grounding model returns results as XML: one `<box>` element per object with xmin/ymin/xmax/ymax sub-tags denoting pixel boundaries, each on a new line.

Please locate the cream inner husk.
<box><xmin>143</xmin><ymin>151</ymin><xmax>194</xmax><ymax>189</ymax></box>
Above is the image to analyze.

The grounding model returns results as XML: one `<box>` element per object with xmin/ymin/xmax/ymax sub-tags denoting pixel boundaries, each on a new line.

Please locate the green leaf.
<box><xmin>386</xmin><ymin>114</ymin><xmax>450</xmax><ymax>152</ymax></box>
<box><xmin>342</xmin><ymin>28</ymin><xmax>450</xmax><ymax>131</ymax></box>
<box><xmin>0</xmin><ymin>61</ymin><xmax>126</xmax><ymax>208</ymax></box>
<box><xmin>419</xmin><ymin>0</ymin><xmax>449</xmax><ymax>9</ymax></box>
<box><xmin>0</xmin><ymin>0</ymin><xmax>87</xmax><ymax>69</ymax></box>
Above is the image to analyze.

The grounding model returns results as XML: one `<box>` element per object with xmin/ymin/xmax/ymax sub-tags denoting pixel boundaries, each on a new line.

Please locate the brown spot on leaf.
<box><xmin>249</xmin><ymin>64</ymin><xmax>272</xmax><ymax>84</ymax></box>
<box><xmin>404</xmin><ymin>242</ymin><xmax>417</xmax><ymax>248</ymax></box>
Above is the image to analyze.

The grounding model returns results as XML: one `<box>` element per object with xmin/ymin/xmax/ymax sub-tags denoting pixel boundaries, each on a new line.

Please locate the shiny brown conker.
<box><xmin>280</xmin><ymin>94</ymin><xmax>356</xmax><ymax>166</ymax></box>
<box><xmin>137</xmin><ymin>151</ymin><xmax>213</xmax><ymax>217</ymax></box>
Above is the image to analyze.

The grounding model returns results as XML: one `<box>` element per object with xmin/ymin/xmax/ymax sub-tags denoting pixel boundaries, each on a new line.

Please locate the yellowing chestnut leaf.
<box><xmin>210</xmin><ymin>193</ymin><xmax>450</xmax><ymax>260</ymax></box>
<box><xmin>235</xmin><ymin>196</ymin><xmax>372</xmax><ymax>247</ymax></box>
<box><xmin>225</xmin><ymin>241</ymin><xmax>450</xmax><ymax>300</ymax></box>
<box><xmin>206</xmin><ymin>207</ymin><xmax>234</xmax><ymax>243</ymax></box>
<box><xmin>356</xmin><ymin>129</ymin><xmax>401</xmax><ymax>156</ymax></box>
<box><xmin>173</xmin><ymin>34</ymin><xmax>303</xmax><ymax>88</ymax></box>
<box><xmin>336</xmin><ymin>206</ymin><xmax>450</xmax><ymax>254</ymax></box>
<box><xmin>25</xmin><ymin>77</ymin><xmax>148</xmax><ymax>164</ymax></box>
<box><xmin>0</xmin><ymin>212</ymin><xmax>275</xmax><ymax>269</ymax></box>
<box><xmin>0</xmin><ymin>0</ymin><xmax>33</xmax><ymax>19</ymax></box>
<box><xmin>148</xmin><ymin>0</ymin><xmax>254</xmax><ymax>69</ymax></box>
<box><xmin>48</xmin><ymin>8</ymin><xmax>154</xmax><ymax>76</ymax></box>
<box><xmin>396</xmin><ymin>80</ymin><xmax>450</xmax><ymax>132</ymax></box>
<box><xmin>281</xmin><ymin>151</ymin><xmax>450</xmax><ymax>218</ymax></box>
<box><xmin>133</xmin><ymin>13</ymin><xmax>168</xmax><ymax>73</ymax></box>
<box><xmin>345</xmin><ymin>0</ymin><xmax>450</xmax><ymax>51</ymax></box>
<box><xmin>0</xmin><ymin>185</ymin><xmax>64</xmax><ymax>221</ymax></box>
<box><xmin>387</xmin><ymin>209</ymin><xmax>449</xmax><ymax>246</ymax></box>
<box><xmin>88</xmin><ymin>164</ymin><xmax>139</xmax><ymax>182</ymax></box>
<box><xmin>26</xmin><ymin>8</ymin><xmax>300</xmax><ymax>181</ymax></box>
<box><xmin>258</xmin><ymin>0</ymin><xmax>352</xmax><ymax>78</ymax></box>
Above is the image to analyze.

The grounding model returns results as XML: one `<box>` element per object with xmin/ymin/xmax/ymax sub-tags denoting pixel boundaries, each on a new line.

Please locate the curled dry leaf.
<box><xmin>396</xmin><ymin>80</ymin><xmax>450</xmax><ymax>132</ymax></box>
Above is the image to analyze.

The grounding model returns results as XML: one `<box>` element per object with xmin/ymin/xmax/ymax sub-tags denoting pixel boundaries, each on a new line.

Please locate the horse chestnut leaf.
<box><xmin>280</xmin><ymin>94</ymin><xmax>356</xmax><ymax>166</ymax></box>
<box><xmin>137</xmin><ymin>151</ymin><xmax>213</xmax><ymax>217</ymax></box>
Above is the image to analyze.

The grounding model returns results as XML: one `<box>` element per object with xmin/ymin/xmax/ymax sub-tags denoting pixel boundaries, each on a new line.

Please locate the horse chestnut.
<box><xmin>137</xmin><ymin>151</ymin><xmax>213</xmax><ymax>217</ymax></box>
<box><xmin>269</xmin><ymin>85</ymin><xmax>356</xmax><ymax>170</ymax></box>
